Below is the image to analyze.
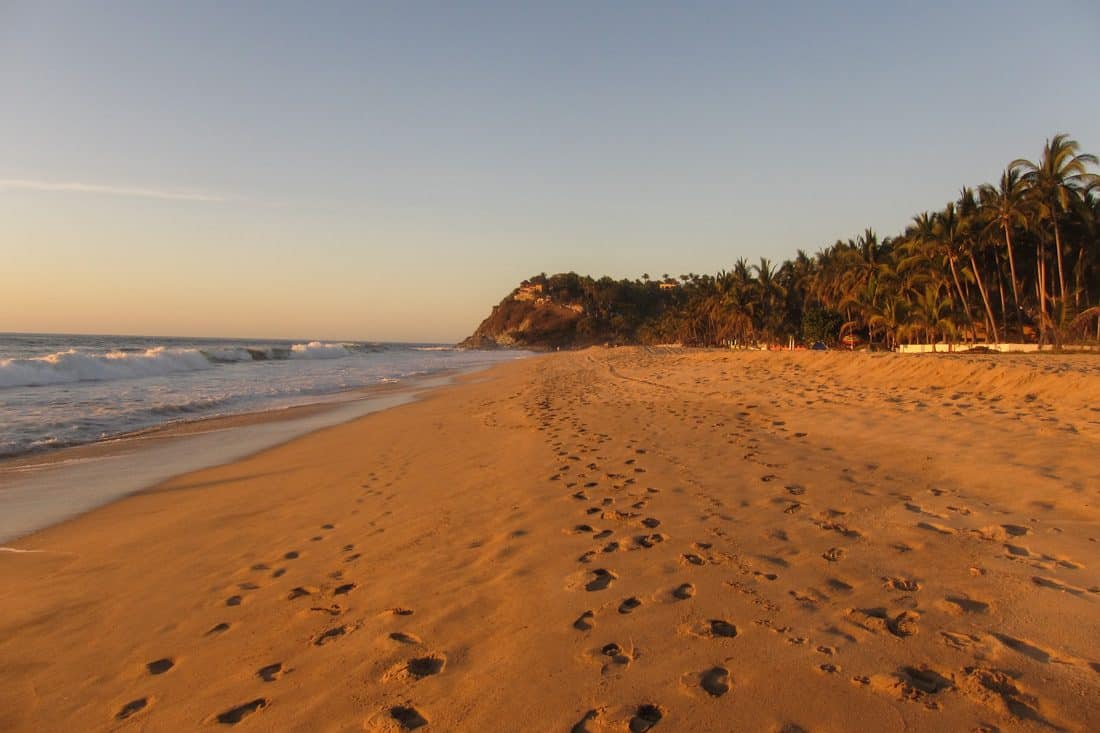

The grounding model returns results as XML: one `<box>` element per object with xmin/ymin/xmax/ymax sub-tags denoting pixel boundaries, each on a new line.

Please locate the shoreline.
<box><xmin>0</xmin><ymin>364</ymin><xmax>510</xmax><ymax>544</ymax></box>
<box><xmin>0</xmin><ymin>369</ymin><xmax>455</xmax><ymax>469</ymax></box>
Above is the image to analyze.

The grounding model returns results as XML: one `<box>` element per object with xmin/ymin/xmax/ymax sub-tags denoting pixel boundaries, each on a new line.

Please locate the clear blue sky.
<box><xmin>2</xmin><ymin>1</ymin><xmax>1098</xmax><ymax>342</ymax></box>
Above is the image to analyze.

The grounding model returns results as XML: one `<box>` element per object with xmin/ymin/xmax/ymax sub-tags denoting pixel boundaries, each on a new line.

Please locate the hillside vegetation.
<box><xmin>463</xmin><ymin>134</ymin><xmax>1100</xmax><ymax>350</ymax></box>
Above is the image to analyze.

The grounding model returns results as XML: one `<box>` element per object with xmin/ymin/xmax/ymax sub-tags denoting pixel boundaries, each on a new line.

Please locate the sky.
<box><xmin>2</xmin><ymin>1</ymin><xmax>1099</xmax><ymax>343</ymax></box>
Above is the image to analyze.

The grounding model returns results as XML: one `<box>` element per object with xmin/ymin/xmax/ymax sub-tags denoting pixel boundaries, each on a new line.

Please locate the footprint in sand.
<box><xmin>629</xmin><ymin>704</ymin><xmax>665</xmax><ymax>732</ymax></box>
<box><xmin>708</xmin><ymin>619</ymin><xmax>738</xmax><ymax>638</ymax></box>
<box><xmin>404</xmin><ymin>655</ymin><xmax>446</xmax><ymax>679</ymax></box>
<box><xmin>288</xmin><ymin>586</ymin><xmax>318</xmax><ymax>600</ymax></box>
<box><xmin>257</xmin><ymin>663</ymin><xmax>285</xmax><ymax>682</ymax></box>
<box><xmin>941</xmin><ymin>596</ymin><xmax>990</xmax><ymax>614</ymax></box>
<box><xmin>313</xmin><ymin>625</ymin><xmax>350</xmax><ymax>646</ymax></box>
<box><xmin>635</xmin><ymin>533</ymin><xmax>666</xmax><ymax>549</ymax></box>
<box><xmin>585</xmin><ymin>569</ymin><xmax>617</xmax><ymax>592</ymax></box>
<box><xmin>115</xmin><ymin>698</ymin><xmax>150</xmax><ymax>720</ymax></box>
<box><xmin>890</xmin><ymin>611</ymin><xmax>921</xmax><ymax>637</ymax></box>
<box><xmin>898</xmin><ymin>665</ymin><xmax>953</xmax><ymax>694</ymax></box>
<box><xmin>991</xmin><ymin>633</ymin><xmax>1062</xmax><ymax>663</ymax></box>
<box><xmin>574</xmin><ymin>610</ymin><xmax>595</xmax><ymax>631</ymax></box>
<box><xmin>917</xmin><ymin>522</ymin><xmax>954</xmax><ymax>535</ymax></box>
<box><xmin>600</xmin><ymin>642</ymin><xmax>632</xmax><ymax>666</ymax></box>
<box><xmin>1032</xmin><ymin>576</ymin><xmax>1090</xmax><ymax>596</ymax></box>
<box><xmin>146</xmin><ymin>658</ymin><xmax>174</xmax><ymax>675</ymax></box>
<box><xmin>672</xmin><ymin>583</ymin><xmax>696</xmax><ymax>600</ymax></box>
<box><xmin>389</xmin><ymin>631</ymin><xmax>422</xmax><ymax>645</ymax></box>
<box><xmin>206</xmin><ymin>622</ymin><xmax>231</xmax><ymax>636</ymax></box>
<box><xmin>389</xmin><ymin>705</ymin><xmax>429</xmax><ymax>730</ymax></box>
<box><xmin>214</xmin><ymin>698</ymin><xmax>268</xmax><ymax>725</ymax></box>
<box><xmin>700</xmin><ymin>667</ymin><xmax>731</xmax><ymax>697</ymax></box>
<box><xmin>618</xmin><ymin>597</ymin><xmax>642</xmax><ymax>614</ymax></box>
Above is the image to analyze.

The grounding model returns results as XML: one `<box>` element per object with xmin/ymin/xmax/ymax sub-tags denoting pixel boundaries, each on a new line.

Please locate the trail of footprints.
<box><xmin>111</xmin><ymin>470</ymin><xmax>446</xmax><ymax>730</ymax></box>
<box><xmin>545</xmin><ymin>377</ymin><xmax>738</xmax><ymax>728</ymax></box>
<box><xmin>111</xmin><ymin>353</ymin><xmax>1095</xmax><ymax>729</ymax></box>
<box><xmin>545</xmin><ymin>352</ymin><xmax>1091</xmax><ymax>730</ymax></box>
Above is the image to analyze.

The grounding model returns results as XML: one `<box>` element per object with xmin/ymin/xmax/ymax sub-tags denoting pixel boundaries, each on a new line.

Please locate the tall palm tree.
<box><xmin>1012</xmin><ymin>134</ymin><xmax>1099</xmax><ymax>312</ymax></box>
<box><xmin>958</xmin><ymin>187</ymin><xmax>999</xmax><ymax>343</ymax></box>
<box><xmin>753</xmin><ymin>258</ymin><xmax>786</xmax><ymax>344</ymax></box>
<box><xmin>980</xmin><ymin>168</ymin><xmax>1030</xmax><ymax>337</ymax></box>
<box><xmin>910</xmin><ymin>209</ymin><xmax>974</xmax><ymax>340</ymax></box>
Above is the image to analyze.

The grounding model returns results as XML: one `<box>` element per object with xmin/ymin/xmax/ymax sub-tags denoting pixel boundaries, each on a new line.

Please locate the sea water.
<box><xmin>0</xmin><ymin>333</ymin><xmax>525</xmax><ymax>458</ymax></box>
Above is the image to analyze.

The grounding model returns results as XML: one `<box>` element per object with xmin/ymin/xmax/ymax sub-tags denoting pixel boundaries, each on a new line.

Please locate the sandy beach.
<box><xmin>1</xmin><ymin>348</ymin><xmax>1097</xmax><ymax>732</ymax></box>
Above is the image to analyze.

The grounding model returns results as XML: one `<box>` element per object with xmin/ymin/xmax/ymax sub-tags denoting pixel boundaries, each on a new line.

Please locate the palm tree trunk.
<box><xmin>969</xmin><ymin>252</ymin><xmax>999</xmax><ymax>344</ymax></box>
<box><xmin>1052</xmin><ymin>217</ymin><xmax>1068</xmax><ymax>312</ymax></box>
<box><xmin>1036</xmin><ymin>239</ymin><xmax>1048</xmax><ymax>347</ymax></box>
<box><xmin>1002</xmin><ymin>225</ymin><xmax>1026</xmax><ymax>338</ymax></box>
<box><xmin>992</xmin><ymin>248</ymin><xmax>1008</xmax><ymax>340</ymax></box>
<box><xmin>947</xmin><ymin>256</ymin><xmax>975</xmax><ymax>341</ymax></box>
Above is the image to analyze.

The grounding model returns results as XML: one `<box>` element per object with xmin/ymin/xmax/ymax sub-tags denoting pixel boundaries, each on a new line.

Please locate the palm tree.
<box><xmin>911</xmin><ymin>284</ymin><xmax>957</xmax><ymax>350</ymax></box>
<box><xmin>1012</xmin><ymin>134</ymin><xmax>1099</xmax><ymax>313</ymax></box>
<box><xmin>868</xmin><ymin>294</ymin><xmax>908</xmax><ymax>350</ymax></box>
<box><xmin>908</xmin><ymin>210</ymin><xmax>973</xmax><ymax>340</ymax></box>
<box><xmin>753</xmin><ymin>258</ymin><xmax>786</xmax><ymax>344</ymax></box>
<box><xmin>958</xmin><ymin>187</ymin><xmax>999</xmax><ymax>343</ymax></box>
<box><xmin>712</xmin><ymin>269</ymin><xmax>754</xmax><ymax>346</ymax></box>
<box><xmin>980</xmin><ymin>168</ymin><xmax>1030</xmax><ymax>338</ymax></box>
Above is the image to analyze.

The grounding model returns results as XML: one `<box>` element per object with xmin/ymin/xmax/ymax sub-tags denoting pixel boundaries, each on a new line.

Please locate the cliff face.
<box><xmin>459</xmin><ymin>284</ymin><xmax>585</xmax><ymax>349</ymax></box>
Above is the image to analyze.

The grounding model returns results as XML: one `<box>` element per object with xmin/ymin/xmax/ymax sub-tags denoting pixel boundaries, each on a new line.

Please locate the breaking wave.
<box><xmin>0</xmin><ymin>342</ymin><xmax>355</xmax><ymax>388</ymax></box>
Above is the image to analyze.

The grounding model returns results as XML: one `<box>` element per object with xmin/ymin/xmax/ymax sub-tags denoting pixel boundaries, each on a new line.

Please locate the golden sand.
<box><xmin>1</xmin><ymin>348</ymin><xmax>1097</xmax><ymax>731</ymax></box>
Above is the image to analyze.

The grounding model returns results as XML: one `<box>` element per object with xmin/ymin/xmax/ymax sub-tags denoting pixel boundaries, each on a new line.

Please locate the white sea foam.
<box><xmin>0</xmin><ymin>347</ymin><xmax>214</xmax><ymax>388</ymax></box>
<box><xmin>0</xmin><ymin>342</ymin><xmax>357</xmax><ymax>389</ymax></box>
<box><xmin>0</xmin><ymin>334</ymin><xmax>529</xmax><ymax>461</ymax></box>
<box><xmin>290</xmin><ymin>341</ymin><xmax>349</xmax><ymax>359</ymax></box>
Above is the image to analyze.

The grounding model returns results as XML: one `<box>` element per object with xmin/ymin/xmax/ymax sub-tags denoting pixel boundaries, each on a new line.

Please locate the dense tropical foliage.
<box><xmin>525</xmin><ymin>134</ymin><xmax>1100</xmax><ymax>349</ymax></box>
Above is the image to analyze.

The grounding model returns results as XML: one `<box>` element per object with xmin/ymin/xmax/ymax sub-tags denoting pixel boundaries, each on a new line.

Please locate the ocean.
<box><xmin>0</xmin><ymin>333</ymin><xmax>525</xmax><ymax>458</ymax></box>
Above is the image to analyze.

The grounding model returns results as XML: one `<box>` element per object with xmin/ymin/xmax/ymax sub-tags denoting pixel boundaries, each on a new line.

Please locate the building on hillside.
<box><xmin>514</xmin><ymin>281</ymin><xmax>546</xmax><ymax>301</ymax></box>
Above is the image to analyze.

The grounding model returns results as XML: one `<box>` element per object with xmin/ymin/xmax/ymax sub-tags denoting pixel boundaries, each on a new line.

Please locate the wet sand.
<box><xmin>1</xmin><ymin>348</ymin><xmax>1097</xmax><ymax>731</ymax></box>
<box><xmin>0</xmin><ymin>372</ymin><xmax>466</xmax><ymax>543</ymax></box>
